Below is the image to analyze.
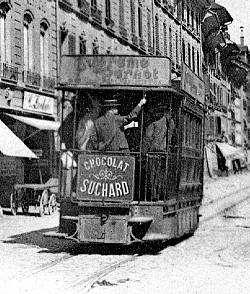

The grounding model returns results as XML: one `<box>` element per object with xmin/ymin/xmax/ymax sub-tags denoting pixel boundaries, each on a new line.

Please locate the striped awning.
<box><xmin>6</xmin><ymin>114</ymin><xmax>60</xmax><ymax>131</ymax></box>
<box><xmin>0</xmin><ymin>119</ymin><xmax>37</xmax><ymax>158</ymax></box>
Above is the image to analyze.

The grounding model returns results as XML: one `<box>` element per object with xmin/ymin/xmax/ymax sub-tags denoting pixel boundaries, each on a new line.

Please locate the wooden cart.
<box><xmin>13</xmin><ymin>178</ymin><xmax>58</xmax><ymax>217</ymax></box>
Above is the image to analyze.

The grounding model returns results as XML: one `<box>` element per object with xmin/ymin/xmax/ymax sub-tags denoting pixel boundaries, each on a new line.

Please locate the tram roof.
<box><xmin>56</xmin><ymin>84</ymin><xmax>183</xmax><ymax>95</ymax></box>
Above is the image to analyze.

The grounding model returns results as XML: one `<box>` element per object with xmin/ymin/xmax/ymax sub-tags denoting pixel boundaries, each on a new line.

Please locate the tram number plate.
<box><xmin>76</xmin><ymin>154</ymin><xmax>135</xmax><ymax>201</ymax></box>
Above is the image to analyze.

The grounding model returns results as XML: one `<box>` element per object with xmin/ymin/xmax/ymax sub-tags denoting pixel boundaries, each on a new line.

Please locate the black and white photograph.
<box><xmin>0</xmin><ymin>0</ymin><xmax>250</xmax><ymax>293</ymax></box>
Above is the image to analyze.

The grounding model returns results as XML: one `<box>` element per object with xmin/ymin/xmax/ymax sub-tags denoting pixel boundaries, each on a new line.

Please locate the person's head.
<box><xmin>103</xmin><ymin>98</ymin><xmax>121</xmax><ymax>115</ymax></box>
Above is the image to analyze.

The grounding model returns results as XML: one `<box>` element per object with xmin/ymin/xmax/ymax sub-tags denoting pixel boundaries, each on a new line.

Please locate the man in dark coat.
<box><xmin>95</xmin><ymin>97</ymin><xmax>146</xmax><ymax>152</ymax></box>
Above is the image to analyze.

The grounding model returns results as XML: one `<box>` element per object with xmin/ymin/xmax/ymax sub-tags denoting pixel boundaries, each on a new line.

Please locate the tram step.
<box><xmin>142</xmin><ymin>233</ymin><xmax>170</xmax><ymax>241</ymax></box>
<box><xmin>128</xmin><ymin>216</ymin><xmax>153</xmax><ymax>224</ymax></box>
<box><xmin>61</xmin><ymin>215</ymin><xmax>78</xmax><ymax>222</ymax></box>
<box><xmin>43</xmin><ymin>231</ymin><xmax>68</xmax><ymax>239</ymax></box>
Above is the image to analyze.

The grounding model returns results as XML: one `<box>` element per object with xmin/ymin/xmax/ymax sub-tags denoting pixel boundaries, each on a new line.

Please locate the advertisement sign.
<box><xmin>60</xmin><ymin>55</ymin><xmax>171</xmax><ymax>87</ymax></box>
<box><xmin>181</xmin><ymin>64</ymin><xmax>205</xmax><ymax>104</ymax></box>
<box><xmin>76</xmin><ymin>154</ymin><xmax>135</xmax><ymax>201</ymax></box>
<box><xmin>23</xmin><ymin>92</ymin><xmax>54</xmax><ymax>115</ymax></box>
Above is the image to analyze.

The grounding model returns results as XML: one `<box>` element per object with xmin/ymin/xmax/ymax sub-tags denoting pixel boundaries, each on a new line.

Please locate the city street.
<box><xmin>0</xmin><ymin>172</ymin><xmax>250</xmax><ymax>294</ymax></box>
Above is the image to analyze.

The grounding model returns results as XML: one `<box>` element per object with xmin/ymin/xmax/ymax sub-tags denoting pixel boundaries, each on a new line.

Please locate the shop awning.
<box><xmin>6</xmin><ymin>114</ymin><xmax>60</xmax><ymax>131</ymax></box>
<box><xmin>216</xmin><ymin>142</ymin><xmax>243</xmax><ymax>161</ymax></box>
<box><xmin>0</xmin><ymin>119</ymin><xmax>37</xmax><ymax>158</ymax></box>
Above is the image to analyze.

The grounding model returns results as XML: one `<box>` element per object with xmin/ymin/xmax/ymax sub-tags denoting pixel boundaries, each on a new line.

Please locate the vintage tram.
<box><xmin>57</xmin><ymin>55</ymin><xmax>204</xmax><ymax>244</ymax></box>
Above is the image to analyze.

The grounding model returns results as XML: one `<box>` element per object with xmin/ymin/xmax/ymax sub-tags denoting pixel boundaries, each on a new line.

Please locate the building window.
<box><xmin>92</xmin><ymin>37</ymin><xmax>99</xmax><ymax>54</ymax></box>
<box><xmin>187</xmin><ymin>43</ymin><xmax>191</xmax><ymax>67</ymax></box>
<box><xmin>131</xmin><ymin>0</ymin><xmax>135</xmax><ymax>34</ymax></box>
<box><xmin>0</xmin><ymin>14</ymin><xmax>6</xmax><ymax>63</ymax></box>
<box><xmin>105</xmin><ymin>0</ymin><xmax>111</xmax><ymax>19</ymax></box>
<box><xmin>187</xmin><ymin>4</ymin><xmax>190</xmax><ymax>25</ymax></box>
<box><xmin>68</xmin><ymin>34</ymin><xmax>76</xmax><ymax>55</ymax></box>
<box><xmin>197</xmin><ymin>50</ymin><xmax>200</xmax><ymax>76</ymax></box>
<box><xmin>182</xmin><ymin>0</ymin><xmax>185</xmax><ymax>21</ymax></box>
<box><xmin>91</xmin><ymin>0</ymin><xmax>97</xmax><ymax>8</ymax></box>
<box><xmin>79</xmin><ymin>35</ymin><xmax>86</xmax><ymax>54</ymax></box>
<box><xmin>163</xmin><ymin>23</ymin><xmax>167</xmax><ymax>56</ymax></box>
<box><xmin>182</xmin><ymin>39</ymin><xmax>186</xmax><ymax>63</ymax></box>
<box><xmin>196</xmin><ymin>13</ymin><xmax>200</xmax><ymax>33</ymax></box>
<box><xmin>169</xmin><ymin>27</ymin><xmax>172</xmax><ymax>59</ymax></box>
<box><xmin>191</xmin><ymin>10</ymin><xmax>194</xmax><ymax>29</ymax></box>
<box><xmin>192</xmin><ymin>46</ymin><xmax>195</xmax><ymax>72</ymax></box>
<box><xmin>176</xmin><ymin>32</ymin><xmax>179</xmax><ymax>65</ymax></box>
<box><xmin>155</xmin><ymin>15</ymin><xmax>159</xmax><ymax>53</ymax></box>
<box><xmin>119</xmin><ymin>0</ymin><xmax>125</xmax><ymax>27</ymax></box>
<box><xmin>40</xmin><ymin>21</ymin><xmax>49</xmax><ymax>77</ymax></box>
<box><xmin>147</xmin><ymin>9</ymin><xmax>152</xmax><ymax>49</ymax></box>
<box><xmin>138</xmin><ymin>3</ymin><xmax>142</xmax><ymax>38</ymax></box>
<box><xmin>23</xmin><ymin>13</ymin><xmax>33</xmax><ymax>72</ymax></box>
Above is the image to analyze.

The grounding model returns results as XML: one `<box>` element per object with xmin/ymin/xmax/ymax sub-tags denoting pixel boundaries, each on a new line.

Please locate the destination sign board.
<box><xmin>181</xmin><ymin>63</ymin><xmax>205</xmax><ymax>104</ymax></box>
<box><xmin>60</xmin><ymin>55</ymin><xmax>171</xmax><ymax>87</ymax></box>
<box><xmin>76</xmin><ymin>154</ymin><xmax>135</xmax><ymax>201</ymax></box>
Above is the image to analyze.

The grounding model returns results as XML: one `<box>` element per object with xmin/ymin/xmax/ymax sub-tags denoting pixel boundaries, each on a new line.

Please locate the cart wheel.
<box><xmin>48</xmin><ymin>194</ymin><xmax>57</xmax><ymax>215</ymax></box>
<box><xmin>39</xmin><ymin>189</ymin><xmax>49</xmax><ymax>217</ymax></box>
<box><xmin>10</xmin><ymin>193</ymin><xmax>18</xmax><ymax>216</ymax></box>
<box><xmin>21</xmin><ymin>202</ymin><xmax>29</xmax><ymax>215</ymax></box>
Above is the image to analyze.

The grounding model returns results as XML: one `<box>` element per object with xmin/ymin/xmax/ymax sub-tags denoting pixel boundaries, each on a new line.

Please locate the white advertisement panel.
<box><xmin>60</xmin><ymin>55</ymin><xmax>171</xmax><ymax>87</ymax></box>
<box><xmin>23</xmin><ymin>92</ymin><xmax>54</xmax><ymax>115</ymax></box>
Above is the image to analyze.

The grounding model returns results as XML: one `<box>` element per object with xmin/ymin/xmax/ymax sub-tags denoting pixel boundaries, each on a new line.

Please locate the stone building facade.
<box><xmin>0</xmin><ymin>0</ymin><xmax>58</xmax><ymax>186</ymax></box>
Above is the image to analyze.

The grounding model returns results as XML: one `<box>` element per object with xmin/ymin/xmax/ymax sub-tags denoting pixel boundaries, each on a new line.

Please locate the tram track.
<box><xmin>7</xmin><ymin>186</ymin><xmax>250</xmax><ymax>294</ymax></box>
<box><xmin>200</xmin><ymin>185</ymin><xmax>250</xmax><ymax>223</ymax></box>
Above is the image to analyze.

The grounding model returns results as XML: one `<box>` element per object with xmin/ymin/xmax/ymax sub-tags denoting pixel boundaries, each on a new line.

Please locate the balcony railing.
<box><xmin>23</xmin><ymin>70</ymin><xmax>41</xmax><ymax>87</ymax></box>
<box><xmin>42</xmin><ymin>76</ymin><xmax>55</xmax><ymax>90</ymax></box>
<box><xmin>1</xmin><ymin>63</ymin><xmax>18</xmax><ymax>82</ymax></box>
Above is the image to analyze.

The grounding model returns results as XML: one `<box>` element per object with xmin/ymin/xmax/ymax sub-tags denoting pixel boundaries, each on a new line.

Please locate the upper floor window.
<box><xmin>40</xmin><ymin>21</ymin><xmax>49</xmax><ymax>77</ymax></box>
<box><xmin>105</xmin><ymin>0</ymin><xmax>111</xmax><ymax>19</ymax></box>
<box><xmin>92</xmin><ymin>37</ymin><xmax>99</xmax><ymax>54</ymax></box>
<box><xmin>155</xmin><ymin>15</ymin><xmax>160</xmax><ymax>53</ymax></box>
<box><xmin>182</xmin><ymin>39</ymin><xmax>186</xmax><ymax>63</ymax></box>
<box><xmin>0</xmin><ymin>13</ymin><xmax>6</xmax><ymax>63</ymax></box>
<box><xmin>119</xmin><ymin>0</ymin><xmax>125</xmax><ymax>27</ymax></box>
<box><xmin>91</xmin><ymin>0</ymin><xmax>97</xmax><ymax>8</ymax></box>
<box><xmin>68</xmin><ymin>34</ymin><xmax>76</xmax><ymax>55</ymax></box>
<box><xmin>23</xmin><ymin>12</ymin><xmax>33</xmax><ymax>72</ymax></box>
<box><xmin>197</xmin><ymin>50</ymin><xmax>200</xmax><ymax>76</ymax></box>
<box><xmin>187</xmin><ymin>43</ymin><xmax>191</xmax><ymax>67</ymax></box>
<box><xmin>147</xmin><ymin>9</ymin><xmax>152</xmax><ymax>49</ymax></box>
<box><xmin>163</xmin><ymin>23</ymin><xmax>167</xmax><ymax>56</ymax></box>
<box><xmin>169</xmin><ymin>27</ymin><xmax>173</xmax><ymax>59</ymax></box>
<box><xmin>131</xmin><ymin>0</ymin><xmax>136</xmax><ymax>34</ymax></box>
<box><xmin>79</xmin><ymin>33</ymin><xmax>87</xmax><ymax>55</ymax></box>
<box><xmin>0</xmin><ymin>0</ymin><xmax>11</xmax><ymax>64</ymax></box>
<box><xmin>138</xmin><ymin>2</ymin><xmax>142</xmax><ymax>38</ymax></box>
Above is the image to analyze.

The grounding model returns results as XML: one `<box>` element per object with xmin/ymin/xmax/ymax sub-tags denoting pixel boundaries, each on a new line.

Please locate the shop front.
<box><xmin>0</xmin><ymin>91</ymin><xmax>59</xmax><ymax>214</ymax></box>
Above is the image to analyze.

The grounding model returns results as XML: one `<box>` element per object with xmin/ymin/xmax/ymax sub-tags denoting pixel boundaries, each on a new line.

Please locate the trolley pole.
<box><xmin>138</xmin><ymin>91</ymin><xmax>146</xmax><ymax>203</ymax></box>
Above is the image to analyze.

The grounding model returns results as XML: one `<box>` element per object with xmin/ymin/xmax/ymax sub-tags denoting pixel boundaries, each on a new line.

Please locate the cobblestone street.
<box><xmin>1</xmin><ymin>172</ymin><xmax>250</xmax><ymax>294</ymax></box>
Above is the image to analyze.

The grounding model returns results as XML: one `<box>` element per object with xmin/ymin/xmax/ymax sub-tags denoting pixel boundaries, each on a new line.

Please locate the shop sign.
<box><xmin>181</xmin><ymin>64</ymin><xmax>205</xmax><ymax>104</ymax></box>
<box><xmin>23</xmin><ymin>92</ymin><xmax>54</xmax><ymax>115</ymax></box>
<box><xmin>60</xmin><ymin>55</ymin><xmax>171</xmax><ymax>87</ymax></box>
<box><xmin>76</xmin><ymin>154</ymin><xmax>135</xmax><ymax>201</ymax></box>
<box><xmin>0</xmin><ymin>157</ymin><xmax>16</xmax><ymax>177</ymax></box>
